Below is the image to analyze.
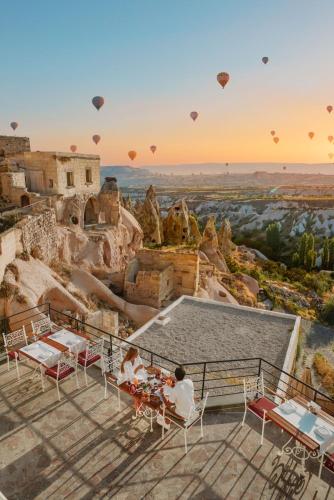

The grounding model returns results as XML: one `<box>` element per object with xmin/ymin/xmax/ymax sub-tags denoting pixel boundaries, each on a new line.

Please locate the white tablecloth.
<box><xmin>48</xmin><ymin>329</ymin><xmax>87</xmax><ymax>354</ymax></box>
<box><xmin>274</xmin><ymin>400</ymin><xmax>334</xmax><ymax>452</ymax></box>
<box><xmin>20</xmin><ymin>341</ymin><xmax>61</xmax><ymax>368</ymax></box>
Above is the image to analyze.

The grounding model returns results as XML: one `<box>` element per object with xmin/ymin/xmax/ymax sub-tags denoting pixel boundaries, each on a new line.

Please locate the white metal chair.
<box><xmin>102</xmin><ymin>346</ymin><xmax>123</xmax><ymax>409</ymax></box>
<box><xmin>31</xmin><ymin>315</ymin><xmax>57</xmax><ymax>341</ymax></box>
<box><xmin>318</xmin><ymin>442</ymin><xmax>334</xmax><ymax>478</ymax></box>
<box><xmin>2</xmin><ymin>327</ymin><xmax>28</xmax><ymax>380</ymax></box>
<box><xmin>44</xmin><ymin>352</ymin><xmax>79</xmax><ymax>400</ymax></box>
<box><xmin>241</xmin><ymin>372</ymin><xmax>277</xmax><ymax>445</ymax></box>
<box><xmin>161</xmin><ymin>392</ymin><xmax>209</xmax><ymax>454</ymax></box>
<box><xmin>77</xmin><ymin>338</ymin><xmax>104</xmax><ymax>386</ymax></box>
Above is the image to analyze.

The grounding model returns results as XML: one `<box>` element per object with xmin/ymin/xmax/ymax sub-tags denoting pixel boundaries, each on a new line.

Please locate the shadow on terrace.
<box><xmin>0</xmin><ymin>305</ymin><xmax>333</xmax><ymax>499</ymax></box>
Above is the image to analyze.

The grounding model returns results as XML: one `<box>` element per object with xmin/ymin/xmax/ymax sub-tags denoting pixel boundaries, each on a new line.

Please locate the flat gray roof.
<box><xmin>131</xmin><ymin>296</ymin><xmax>297</xmax><ymax>369</ymax></box>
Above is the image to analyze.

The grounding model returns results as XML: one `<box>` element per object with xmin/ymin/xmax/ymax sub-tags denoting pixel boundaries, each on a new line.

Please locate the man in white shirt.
<box><xmin>159</xmin><ymin>366</ymin><xmax>195</xmax><ymax>427</ymax></box>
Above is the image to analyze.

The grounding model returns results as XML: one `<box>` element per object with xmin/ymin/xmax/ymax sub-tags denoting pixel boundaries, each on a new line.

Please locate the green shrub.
<box><xmin>320</xmin><ymin>297</ymin><xmax>334</xmax><ymax>325</ymax></box>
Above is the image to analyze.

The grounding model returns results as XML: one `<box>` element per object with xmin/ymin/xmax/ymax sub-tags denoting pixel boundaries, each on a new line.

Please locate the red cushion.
<box><xmin>45</xmin><ymin>365</ymin><xmax>74</xmax><ymax>380</ymax></box>
<box><xmin>8</xmin><ymin>350</ymin><xmax>20</xmax><ymax>360</ymax></box>
<box><xmin>77</xmin><ymin>351</ymin><xmax>100</xmax><ymax>367</ymax></box>
<box><xmin>325</xmin><ymin>453</ymin><xmax>334</xmax><ymax>472</ymax></box>
<box><xmin>248</xmin><ymin>396</ymin><xmax>277</xmax><ymax>420</ymax></box>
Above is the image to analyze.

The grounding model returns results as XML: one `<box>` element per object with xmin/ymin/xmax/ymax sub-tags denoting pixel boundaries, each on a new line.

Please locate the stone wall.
<box><xmin>18</xmin><ymin>209</ymin><xmax>58</xmax><ymax>263</ymax></box>
<box><xmin>0</xmin><ymin>136</ymin><xmax>30</xmax><ymax>155</ymax></box>
<box><xmin>124</xmin><ymin>262</ymin><xmax>174</xmax><ymax>308</ymax></box>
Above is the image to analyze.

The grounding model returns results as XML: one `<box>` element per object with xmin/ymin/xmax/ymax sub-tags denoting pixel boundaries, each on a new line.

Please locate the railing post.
<box><xmin>109</xmin><ymin>334</ymin><xmax>113</xmax><ymax>356</ymax></box>
<box><xmin>258</xmin><ymin>358</ymin><xmax>262</xmax><ymax>377</ymax></box>
<box><xmin>201</xmin><ymin>362</ymin><xmax>207</xmax><ymax>399</ymax></box>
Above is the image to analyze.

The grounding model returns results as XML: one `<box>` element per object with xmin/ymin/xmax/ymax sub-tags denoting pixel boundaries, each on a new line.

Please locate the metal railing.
<box><xmin>1</xmin><ymin>303</ymin><xmax>334</xmax><ymax>414</ymax></box>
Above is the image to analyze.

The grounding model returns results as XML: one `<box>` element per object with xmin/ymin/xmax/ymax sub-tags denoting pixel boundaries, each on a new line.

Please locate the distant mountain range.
<box><xmin>101</xmin><ymin>163</ymin><xmax>334</xmax><ymax>188</ymax></box>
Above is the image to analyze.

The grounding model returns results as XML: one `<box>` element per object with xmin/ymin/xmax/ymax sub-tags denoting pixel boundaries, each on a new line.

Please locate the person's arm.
<box><xmin>124</xmin><ymin>361</ymin><xmax>135</xmax><ymax>382</ymax></box>
<box><xmin>133</xmin><ymin>356</ymin><xmax>145</xmax><ymax>374</ymax></box>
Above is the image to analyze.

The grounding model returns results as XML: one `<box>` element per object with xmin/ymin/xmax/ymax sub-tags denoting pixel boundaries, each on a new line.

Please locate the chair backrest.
<box><xmin>31</xmin><ymin>316</ymin><xmax>52</xmax><ymax>339</ymax></box>
<box><xmin>85</xmin><ymin>338</ymin><xmax>104</xmax><ymax>358</ymax></box>
<box><xmin>2</xmin><ymin>326</ymin><xmax>27</xmax><ymax>350</ymax></box>
<box><xmin>243</xmin><ymin>372</ymin><xmax>265</xmax><ymax>401</ymax></box>
<box><xmin>185</xmin><ymin>391</ymin><xmax>209</xmax><ymax>425</ymax></box>
<box><xmin>102</xmin><ymin>346</ymin><xmax>123</xmax><ymax>375</ymax></box>
<box><xmin>57</xmin><ymin>352</ymin><xmax>77</xmax><ymax>379</ymax></box>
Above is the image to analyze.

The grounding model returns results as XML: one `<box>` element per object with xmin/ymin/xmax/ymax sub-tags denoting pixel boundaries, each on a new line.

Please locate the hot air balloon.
<box><xmin>92</xmin><ymin>134</ymin><xmax>101</xmax><ymax>145</ymax></box>
<box><xmin>128</xmin><ymin>150</ymin><xmax>137</xmax><ymax>161</ymax></box>
<box><xmin>270</xmin><ymin>130</ymin><xmax>276</xmax><ymax>136</ymax></box>
<box><xmin>150</xmin><ymin>145</ymin><xmax>157</xmax><ymax>154</ymax></box>
<box><xmin>273</xmin><ymin>137</ymin><xmax>280</xmax><ymax>144</ymax></box>
<box><xmin>262</xmin><ymin>57</ymin><xmax>269</xmax><ymax>64</ymax></box>
<box><xmin>217</xmin><ymin>72</ymin><xmax>230</xmax><ymax>89</ymax></box>
<box><xmin>327</xmin><ymin>105</ymin><xmax>333</xmax><ymax>114</ymax></box>
<box><xmin>92</xmin><ymin>96</ymin><xmax>105</xmax><ymax>111</ymax></box>
<box><xmin>70</xmin><ymin>145</ymin><xmax>77</xmax><ymax>153</ymax></box>
<box><xmin>10</xmin><ymin>122</ymin><xmax>18</xmax><ymax>131</ymax></box>
<box><xmin>283</xmin><ymin>166</ymin><xmax>287</xmax><ymax>170</ymax></box>
<box><xmin>190</xmin><ymin>111</ymin><xmax>199</xmax><ymax>121</ymax></box>
<box><xmin>308</xmin><ymin>132</ymin><xmax>315</xmax><ymax>140</ymax></box>
<box><xmin>328</xmin><ymin>136</ymin><xmax>333</xmax><ymax>143</ymax></box>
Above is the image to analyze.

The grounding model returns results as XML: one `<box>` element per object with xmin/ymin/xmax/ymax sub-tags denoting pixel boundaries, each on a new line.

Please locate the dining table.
<box><xmin>267</xmin><ymin>395</ymin><xmax>334</xmax><ymax>475</ymax></box>
<box><xmin>119</xmin><ymin>371</ymin><xmax>174</xmax><ymax>431</ymax></box>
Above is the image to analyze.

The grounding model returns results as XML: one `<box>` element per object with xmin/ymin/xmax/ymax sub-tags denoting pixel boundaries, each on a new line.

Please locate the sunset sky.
<box><xmin>1</xmin><ymin>0</ymin><xmax>334</xmax><ymax>166</ymax></box>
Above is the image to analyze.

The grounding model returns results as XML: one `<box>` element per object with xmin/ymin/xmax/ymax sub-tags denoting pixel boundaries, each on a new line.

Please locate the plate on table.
<box><xmin>314</xmin><ymin>426</ymin><xmax>332</xmax><ymax>439</ymax></box>
<box><xmin>281</xmin><ymin>402</ymin><xmax>295</xmax><ymax>415</ymax></box>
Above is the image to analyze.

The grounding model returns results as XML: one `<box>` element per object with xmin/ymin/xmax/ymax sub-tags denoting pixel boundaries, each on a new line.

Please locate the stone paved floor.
<box><xmin>0</xmin><ymin>362</ymin><xmax>333</xmax><ymax>500</ymax></box>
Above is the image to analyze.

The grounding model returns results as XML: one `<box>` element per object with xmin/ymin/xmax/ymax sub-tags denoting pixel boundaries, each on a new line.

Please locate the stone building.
<box><xmin>124</xmin><ymin>248</ymin><xmax>199</xmax><ymax>308</ymax></box>
<box><xmin>0</xmin><ymin>136</ymin><xmax>120</xmax><ymax>230</ymax></box>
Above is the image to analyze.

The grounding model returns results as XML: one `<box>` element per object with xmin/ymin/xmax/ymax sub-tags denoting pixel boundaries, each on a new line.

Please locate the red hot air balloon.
<box><xmin>273</xmin><ymin>137</ymin><xmax>280</xmax><ymax>144</ymax></box>
<box><xmin>327</xmin><ymin>105</ymin><xmax>333</xmax><ymax>114</ymax></box>
<box><xmin>217</xmin><ymin>72</ymin><xmax>230</xmax><ymax>89</ymax></box>
<box><xmin>190</xmin><ymin>111</ymin><xmax>199</xmax><ymax>121</ymax></box>
<box><xmin>262</xmin><ymin>57</ymin><xmax>269</xmax><ymax>64</ymax></box>
<box><xmin>92</xmin><ymin>96</ymin><xmax>105</xmax><ymax>110</ymax></box>
<box><xmin>10</xmin><ymin>122</ymin><xmax>18</xmax><ymax>131</ymax></box>
<box><xmin>70</xmin><ymin>145</ymin><xmax>77</xmax><ymax>153</ymax></box>
<box><xmin>150</xmin><ymin>145</ymin><xmax>157</xmax><ymax>154</ymax></box>
<box><xmin>128</xmin><ymin>150</ymin><xmax>137</xmax><ymax>161</ymax></box>
<box><xmin>92</xmin><ymin>134</ymin><xmax>101</xmax><ymax>145</ymax></box>
<box><xmin>308</xmin><ymin>132</ymin><xmax>315</xmax><ymax>139</ymax></box>
<box><xmin>328</xmin><ymin>135</ymin><xmax>333</xmax><ymax>143</ymax></box>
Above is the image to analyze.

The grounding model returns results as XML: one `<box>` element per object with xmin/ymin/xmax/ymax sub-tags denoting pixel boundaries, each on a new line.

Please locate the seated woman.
<box><xmin>117</xmin><ymin>347</ymin><xmax>148</xmax><ymax>385</ymax></box>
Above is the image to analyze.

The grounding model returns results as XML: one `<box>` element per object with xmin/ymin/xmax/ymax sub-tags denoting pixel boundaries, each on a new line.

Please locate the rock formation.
<box><xmin>135</xmin><ymin>185</ymin><xmax>163</xmax><ymax>244</ymax></box>
<box><xmin>163</xmin><ymin>198</ymin><xmax>201</xmax><ymax>246</ymax></box>
<box><xmin>199</xmin><ymin>216</ymin><xmax>229</xmax><ymax>272</ymax></box>
<box><xmin>218</xmin><ymin>218</ymin><xmax>234</xmax><ymax>256</ymax></box>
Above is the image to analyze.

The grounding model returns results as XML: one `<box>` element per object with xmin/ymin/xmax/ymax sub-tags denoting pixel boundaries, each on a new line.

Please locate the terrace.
<box><xmin>0</xmin><ymin>304</ymin><xmax>334</xmax><ymax>499</ymax></box>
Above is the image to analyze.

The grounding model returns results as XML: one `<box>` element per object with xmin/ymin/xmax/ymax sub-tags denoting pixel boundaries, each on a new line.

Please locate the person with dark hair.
<box><xmin>157</xmin><ymin>365</ymin><xmax>195</xmax><ymax>427</ymax></box>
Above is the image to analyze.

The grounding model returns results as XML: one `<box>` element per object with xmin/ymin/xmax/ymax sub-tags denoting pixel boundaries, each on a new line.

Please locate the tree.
<box><xmin>322</xmin><ymin>237</ymin><xmax>330</xmax><ymax>269</ymax></box>
<box><xmin>266</xmin><ymin>222</ymin><xmax>281</xmax><ymax>257</ymax></box>
<box><xmin>305</xmin><ymin>249</ymin><xmax>316</xmax><ymax>271</ymax></box>
<box><xmin>329</xmin><ymin>238</ymin><xmax>334</xmax><ymax>270</ymax></box>
<box><xmin>298</xmin><ymin>233</ymin><xmax>308</xmax><ymax>266</ymax></box>
<box><xmin>292</xmin><ymin>252</ymin><xmax>300</xmax><ymax>267</ymax></box>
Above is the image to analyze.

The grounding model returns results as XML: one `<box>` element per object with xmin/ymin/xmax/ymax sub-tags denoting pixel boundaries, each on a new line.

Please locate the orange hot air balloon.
<box><xmin>70</xmin><ymin>145</ymin><xmax>77</xmax><ymax>153</ymax></box>
<box><xmin>10</xmin><ymin>122</ymin><xmax>18</xmax><ymax>131</ymax></box>
<box><xmin>262</xmin><ymin>57</ymin><xmax>269</xmax><ymax>64</ymax></box>
<box><xmin>327</xmin><ymin>105</ymin><xmax>333</xmax><ymax>114</ymax></box>
<box><xmin>328</xmin><ymin>136</ymin><xmax>333</xmax><ymax>143</ymax></box>
<box><xmin>273</xmin><ymin>137</ymin><xmax>280</xmax><ymax>144</ymax></box>
<box><xmin>92</xmin><ymin>96</ymin><xmax>105</xmax><ymax>110</ymax></box>
<box><xmin>92</xmin><ymin>134</ymin><xmax>101</xmax><ymax>145</ymax></box>
<box><xmin>190</xmin><ymin>111</ymin><xmax>199</xmax><ymax>121</ymax></box>
<box><xmin>128</xmin><ymin>150</ymin><xmax>137</xmax><ymax>161</ymax></box>
<box><xmin>150</xmin><ymin>145</ymin><xmax>157</xmax><ymax>154</ymax></box>
<box><xmin>308</xmin><ymin>132</ymin><xmax>315</xmax><ymax>139</ymax></box>
<box><xmin>270</xmin><ymin>130</ymin><xmax>276</xmax><ymax>136</ymax></box>
<box><xmin>217</xmin><ymin>72</ymin><xmax>230</xmax><ymax>89</ymax></box>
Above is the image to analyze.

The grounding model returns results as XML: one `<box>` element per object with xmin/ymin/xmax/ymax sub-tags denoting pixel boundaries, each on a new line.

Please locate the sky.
<box><xmin>1</xmin><ymin>0</ymin><xmax>334</xmax><ymax>166</ymax></box>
